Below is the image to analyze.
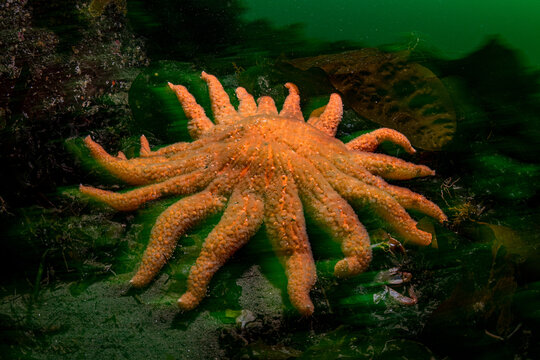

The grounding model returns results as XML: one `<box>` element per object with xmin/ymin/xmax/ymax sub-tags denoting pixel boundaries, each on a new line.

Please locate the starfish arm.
<box><xmin>279</xmin><ymin>83</ymin><xmax>304</xmax><ymax>121</ymax></box>
<box><xmin>307</xmin><ymin>93</ymin><xmax>343</xmax><ymax>137</ymax></box>
<box><xmin>235</xmin><ymin>87</ymin><xmax>257</xmax><ymax>116</ymax></box>
<box><xmin>290</xmin><ymin>155</ymin><xmax>372</xmax><ymax>278</ymax></box>
<box><xmin>142</xmin><ymin>135</ymin><xmax>225</xmax><ymax>158</ymax></box>
<box><xmin>310</xmin><ymin>153</ymin><xmax>430</xmax><ymax>245</ymax></box>
<box><xmin>334</xmin><ymin>176</ymin><xmax>432</xmax><ymax>246</ymax></box>
<box><xmin>382</xmin><ymin>184</ymin><xmax>447</xmax><ymax>223</ymax></box>
<box><xmin>140</xmin><ymin>140</ymin><xmax>191</xmax><ymax>157</ymax></box>
<box><xmin>264</xmin><ymin>163</ymin><xmax>316</xmax><ymax>316</ymax></box>
<box><xmin>130</xmin><ymin>190</ymin><xmax>228</xmax><ymax>287</ymax></box>
<box><xmin>351</xmin><ymin>152</ymin><xmax>435</xmax><ymax>180</ymax></box>
<box><xmin>168</xmin><ymin>82</ymin><xmax>215</xmax><ymax>139</ymax></box>
<box><xmin>256</xmin><ymin>96</ymin><xmax>278</xmax><ymax>115</ymax></box>
<box><xmin>177</xmin><ymin>188</ymin><xmax>264</xmax><ymax>310</ymax></box>
<box><xmin>330</xmin><ymin>156</ymin><xmax>446</xmax><ymax>222</ymax></box>
<box><xmin>79</xmin><ymin>169</ymin><xmax>212</xmax><ymax>211</ymax></box>
<box><xmin>139</xmin><ymin>135</ymin><xmax>152</xmax><ymax>156</ymax></box>
<box><xmin>85</xmin><ymin>136</ymin><xmax>213</xmax><ymax>185</ymax></box>
<box><xmin>346</xmin><ymin>128</ymin><xmax>416</xmax><ymax>154</ymax></box>
<box><xmin>201</xmin><ymin>72</ymin><xmax>239</xmax><ymax>125</ymax></box>
<box><xmin>85</xmin><ymin>136</ymin><xmax>169</xmax><ymax>165</ymax></box>
<box><xmin>306</xmin><ymin>189</ymin><xmax>372</xmax><ymax>278</ymax></box>
<box><xmin>140</xmin><ymin>135</ymin><xmax>218</xmax><ymax>158</ymax></box>
<box><xmin>283</xmin><ymin>252</ymin><xmax>317</xmax><ymax>316</ymax></box>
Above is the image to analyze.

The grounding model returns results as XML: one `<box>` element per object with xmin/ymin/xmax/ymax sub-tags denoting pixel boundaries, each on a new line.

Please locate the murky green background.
<box><xmin>244</xmin><ymin>0</ymin><xmax>540</xmax><ymax>67</ymax></box>
<box><xmin>1</xmin><ymin>1</ymin><xmax>539</xmax><ymax>359</ymax></box>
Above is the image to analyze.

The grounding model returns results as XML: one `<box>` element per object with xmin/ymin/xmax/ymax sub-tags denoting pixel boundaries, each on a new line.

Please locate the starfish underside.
<box><xmin>80</xmin><ymin>72</ymin><xmax>446</xmax><ymax>315</ymax></box>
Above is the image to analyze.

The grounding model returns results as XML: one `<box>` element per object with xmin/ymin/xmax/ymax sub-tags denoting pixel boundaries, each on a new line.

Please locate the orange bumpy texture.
<box><xmin>80</xmin><ymin>72</ymin><xmax>446</xmax><ymax>315</ymax></box>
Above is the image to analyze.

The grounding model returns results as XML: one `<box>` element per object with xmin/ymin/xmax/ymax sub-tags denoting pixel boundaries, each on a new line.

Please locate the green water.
<box><xmin>0</xmin><ymin>1</ymin><xmax>539</xmax><ymax>359</ymax></box>
<box><xmin>244</xmin><ymin>0</ymin><xmax>540</xmax><ymax>67</ymax></box>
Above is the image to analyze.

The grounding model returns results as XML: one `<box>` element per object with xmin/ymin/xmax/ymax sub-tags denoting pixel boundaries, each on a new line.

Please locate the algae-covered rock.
<box><xmin>289</xmin><ymin>49</ymin><xmax>456</xmax><ymax>150</ymax></box>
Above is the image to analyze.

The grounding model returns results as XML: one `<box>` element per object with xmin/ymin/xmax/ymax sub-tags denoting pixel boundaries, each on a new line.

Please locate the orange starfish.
<box><xmin>80</xmin><ymin>72</ymin><xmax>446</xmax><ymax>315</ymax></box>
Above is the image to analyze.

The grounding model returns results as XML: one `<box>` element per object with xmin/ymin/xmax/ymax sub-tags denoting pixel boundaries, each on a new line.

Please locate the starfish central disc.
<box><xmin>80</xmin><ymin>72</ymin><xmax>446</xmax><ymax>315</ymax></box>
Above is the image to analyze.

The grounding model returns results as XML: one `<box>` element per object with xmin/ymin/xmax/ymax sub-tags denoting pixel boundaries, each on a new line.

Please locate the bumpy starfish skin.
<box><xmin>80</xmin><ymin>72</ymin><xmax>446</xmax><ymax>315</ymax></box>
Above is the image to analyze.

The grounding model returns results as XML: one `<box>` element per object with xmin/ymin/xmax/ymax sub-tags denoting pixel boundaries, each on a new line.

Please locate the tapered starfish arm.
<box><xmin>117</xmin><ymin>154</ymin><xmax>211</xmax><ymax>185</ymax></box>
<box><xmin>385</xmin><ymin>184</ymin><xmax>447</xmax><ymax>222</ymax></box>
<box><xmin>334</xmin><ymin>177</ymin><xmax>432</xmax><ymax>246</ymax></box>
<box><xmin>290</xmin><ymin>155</ymin><xmax>372</xmax><ymax>278</ymax></box>
<box><xmin>235</xmin><ymin>87</ymin><xmax>257</xmax><ymax>116</ymax></box>
<box><xmin>168</xmin><ymin>82</ymin><xmax>215</xmax><ymax>139</ymax></box>
<box><xmin>329</xmin><ymin>156</ymin><xmax>446</xmax><ymax>222</ymax></box>
<box><xmin>139</xmin><ymin>130</ymin><xmax>237</xmax><ymax>158</ymax></box>
<box><xmin>139</xmin><ymin>139</ymin><xmax>191</xmax><ymax>157</ymax></box>
<box><xmin>279</xmin><ymin>83</ymin><xmax>304</xmax><ymax>121</ymax></box>
<box><xmin>201</xmin><ymin>71</ymin><xmax>239</xmax><ymax>125</ymax></box>
<box><xmin>85</xmin><ymin>136</ymin><xmax>170</xmax><ymax>165</ymax></box>
<box><xmin>346</xmin><ymin>128</ymin><xmax>416</xmax><ymax>154</ymax></box>
<box><xmin>307</xmin><ymin>93</ymin><xmax>343</xmax><ymax>137</ymax></box>
<box><xmin>264</xmin><ymin>164</ymin><xmax>316</xmax><ymax>316</ymax></box>
<box><xmin>177</xmin><ymin>188</ymin><xmax>264</xmax><ymax>310</ymax></box>
<box><xmin>79</xmin><ymin>169</ymin><xmax>213</xmax><ymax>211</ymax></box>
<box><xmin>130</xmin><ymin>189</ymin><xmax>228</xmax><ymax>287</ymax></box>
<box><xmin>282</xmin><ymin>251</ymin><xmax>317</xmax><ymax>316</ymax></box>
<box><xmin>256</xmin><ymin>96</ymin><xmax>278</xmax><ymax>115</ymax></box>
<box><xmin>85</xmin><ymin>136</ymin><xmax>214</xmax><ymax>185</ymax></box>
<box><xmin>351</xmin><ymin>152</ymin><xmax>435</xmax><ymax>180</ymax></box>
<box><xmin>138</xmin><ymin>135</ymin><xmax>152</xmax><ymax>156</ymax></box>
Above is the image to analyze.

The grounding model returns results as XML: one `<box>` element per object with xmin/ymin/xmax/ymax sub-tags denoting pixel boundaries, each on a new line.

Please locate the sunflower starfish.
<box><xmin>80</xmin><ymin>72</ymin><xmax>446</xmax><ymax>315</ymax></box>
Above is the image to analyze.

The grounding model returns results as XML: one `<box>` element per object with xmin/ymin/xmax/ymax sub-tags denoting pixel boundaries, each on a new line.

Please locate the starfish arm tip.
<box><xmin>139</xmin><ymin>135</ymin><xmax>151</xmax><ymax>155</ymax></box>
<box><xmin>298</xmin><ymin>302</ymin><xmax>315</xmax><ymax>317</ymax></box>
<box><xmin>333</xmin><ymin>256</ymin><xmax>369</xmax><ymax>278</ymax></box>
<box><xmin>417</xmin><ymin>165</ymin><xmax>436</xmax><ymax>177</ymax></box>
<box><xmin>333</xmin><ymin>260</ymin><xmax>350</xmax><ymax>278</ymax></box>
<box><xmin>129</xmin><ymin>276</ymin><xmax>147</xmax><ymax>288</ymax></box>
<box><xmin>79</xmin><ymin>185</ymin><xmax>96</xmax><ymax>195</ymax></box>
<box><xmin>418</xmin><ymin>234</ymin><xmax>432</xmax><ymax>246</ymax></box>
<box><xmin>177</xmin><ymin>292</ymin><xmax>198</xmax><ymax>310</ymax></box>
<box><xmin>284</xmin><ymin>82</ymin><xmax>299</xmax><ymax>92</ymax></box>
